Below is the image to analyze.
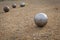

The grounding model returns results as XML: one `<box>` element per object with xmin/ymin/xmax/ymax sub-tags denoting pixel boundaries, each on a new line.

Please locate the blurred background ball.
<box><xmin>12</xmin><ymin>4</ymin><xmax>16</xmax><ymax>8</ymax></box>
<box><xmin>20</xmin><ymin>2</ymin><xmax>25</xmax><ymax>7</ymax></box>
<box><xmin>34</xmin><ymin>13</ymin><xmax>48</xmax><ymax>27</ymax></box>
<box><xmin>3</xmin><ymin>6</ymin><xmax>9</xmax><ymax>12</ymax></box>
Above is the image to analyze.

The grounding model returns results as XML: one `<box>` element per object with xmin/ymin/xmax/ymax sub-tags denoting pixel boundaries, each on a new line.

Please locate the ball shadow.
<box><xmin>34</xmin><ymin>24</ymin><xmax>47</xmax><ymax>30</ymax></box>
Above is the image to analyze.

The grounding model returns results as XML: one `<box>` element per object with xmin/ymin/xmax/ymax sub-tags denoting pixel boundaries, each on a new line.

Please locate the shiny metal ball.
<box><xmin>12</xmin><ymin>4</ymin><xmax>16</xmax><ymax>8</ymax></box>
<box><xmin>34</xmin><ymin>13</ymin><xmax>48</xmax><ymax>27</ymax></box>
<box><xmin>20</xmin><ymin>2</ymin><xmax>25</xmax><ymax>7</ymax></box>
<box><xmin>3</xmin><ymin>6</ymin><xmax>9</xmax><ymax>12</ymax></box>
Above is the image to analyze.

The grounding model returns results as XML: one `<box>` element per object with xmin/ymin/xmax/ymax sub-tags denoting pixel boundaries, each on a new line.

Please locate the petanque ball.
<box><xmin>3</xmin><ymin>6</ymin><xmax>9</xmax><ymax>12</ymax></box>
<box><xmin>34</xmin><ymin>13</ymin><xmax>48</xmax><ymax>27</ymax></box>
<box><xmin>12</xmin><ymin>4</ymin><xmax>16</xmax><ymax>8</ymax></box>
<box><xmin>20</xmin><ymin>2</ymin><xmax>25</xmax><ymax>7</ymax></box>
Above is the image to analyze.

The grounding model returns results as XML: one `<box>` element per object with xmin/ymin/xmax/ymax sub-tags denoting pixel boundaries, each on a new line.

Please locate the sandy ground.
<box><xmin>0</xmin><ymin>0</ymin><xmax>60</xmax><ymax>40</ymax></box>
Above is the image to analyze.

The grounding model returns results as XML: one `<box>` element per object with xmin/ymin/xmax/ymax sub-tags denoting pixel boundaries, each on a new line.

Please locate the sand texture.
<box><xmin>0</xmin><ymin>0</ymin><xmax>60</xmax><ymax>40</ymax></box>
